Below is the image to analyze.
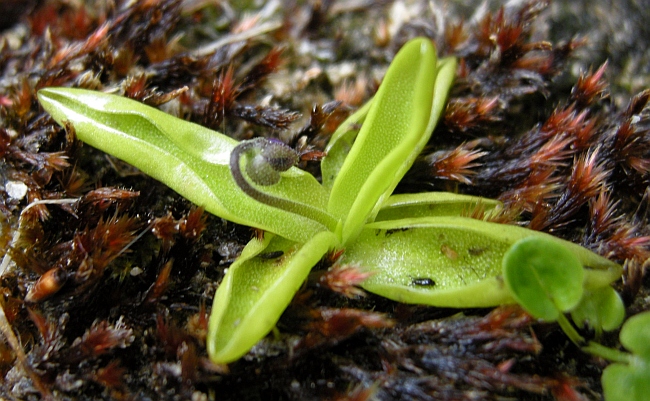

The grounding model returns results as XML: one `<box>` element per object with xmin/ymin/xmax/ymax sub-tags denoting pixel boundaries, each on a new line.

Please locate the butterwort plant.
<box><xmin>37</xmin><ymin>38</ymin><xmax>621</xmax><ymax>364</ymax></box>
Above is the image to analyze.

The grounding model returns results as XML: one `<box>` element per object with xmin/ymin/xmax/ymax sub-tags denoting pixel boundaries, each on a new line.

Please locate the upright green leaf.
<box><xmin>327</xmin><ymin>38</ymin><xmax>456</xmax><ymax>243</ymax></box>
<box><xmin>38</xmin><ymin>88</ymin><xmax>329</xmax><ymax>243</ymax></box>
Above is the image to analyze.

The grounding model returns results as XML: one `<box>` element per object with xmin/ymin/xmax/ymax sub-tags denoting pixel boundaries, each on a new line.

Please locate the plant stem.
<box><xmin>583</xmin><ymin>341</ymin><xmax>634</xmax><ymax>364</ymax></box>
<box><xmin>557</xmin><ymin>313</ymin><xmax>585</xmax><ymax>346</ymax></box>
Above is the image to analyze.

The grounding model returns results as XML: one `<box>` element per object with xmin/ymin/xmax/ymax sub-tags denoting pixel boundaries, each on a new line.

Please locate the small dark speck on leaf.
<box><xmin>412</xmin><ymin>278</ymin><xmax>436</xmax><ymax>287</ymax></box>
<box><xmin>260</xmin><ymin>250</ymin><xmax>284</xmax><ymax>260</ymax></box>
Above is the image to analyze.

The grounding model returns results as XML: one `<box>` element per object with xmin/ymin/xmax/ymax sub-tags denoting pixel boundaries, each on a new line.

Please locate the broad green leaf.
<box><xmin>571</xmin><ymin>286</ymin><xmax>625</xmax><ymax>333</ymax></box>
<box><xmin>349</xmin><ymin>217</ymin><xmax>513</xmax><ymax>307</ymax></box>
<box><xmin>375</xmin><ymin>192</ymin><xmax>501</xmax><ymax>221</ymax></box>
<box><xmin>38</xmin><ymin>88</ymin><xmax>329</xmax><ymax>243</ymax></box>
<box><xmin>620</xmin><ymin>311</ymin><xmax>650</xmax><ymax>359</ymax></box>
<box><xmin>602</xmin><ymin>362</ymin><xmax>650</xmax><ymax>401</ymax></box>
<box><xmin>351</xmin><ymin>216</ymin><xmax>619</xmax><ymax>307</ymax></box>
<box><xmin>327</xmin><ymin>38</ymin><xmax>456</xmax><ymax>243</ymax></box>
<box><xmin>207</xmin><ymin>231</ymin><xmax>338</xmax><ymax>363</ymax></box>
<box><xmin>503</xmin><ymin>237</ymin><xmax>584</xmax><ymax>321</ymax></box>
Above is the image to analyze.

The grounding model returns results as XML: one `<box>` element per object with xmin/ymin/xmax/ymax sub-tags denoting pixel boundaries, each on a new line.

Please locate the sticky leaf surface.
<box><xmin>355</xmin><ymin>217</ymin><xmax>618</xmax><ymax>308</ymax></box>
<box><xmin>327</xmin><ymin>39</ymin><xmax>454</xmax><ymax>243</ymax></box>
<box><xmin>37</xmin><ymin>88</ymin><xmax>329</xmax><ymax>243</ymax></box>
<box><xmin>207</xmin><ymin>231</ymin><xmax>337</xmax><ymax>363</ymax></box>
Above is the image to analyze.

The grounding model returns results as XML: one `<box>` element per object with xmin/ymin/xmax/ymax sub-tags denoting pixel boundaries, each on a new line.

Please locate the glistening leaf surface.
<box><xmin>327</xmin><ymin>38</ymin><xmax>447</xmax><ymax>243</ymax></box>
<box><xmin>349</xmin><ymin>217</ymin><xmax>513</xmax><ymax>307</ymax></box>
<box><xmin>37</xmin><ymin>88</ymin><xmax>329</xmax><ymax>243</ymax></box>
<box><xmin>353</xmin><ymin>216</ymin><xmax>620</xmax><ymax>307</ymax></box>
<box><xmin>207</xmin><ymin>231</ymin><xmax>337</xmax><ymax>363</ymax></box>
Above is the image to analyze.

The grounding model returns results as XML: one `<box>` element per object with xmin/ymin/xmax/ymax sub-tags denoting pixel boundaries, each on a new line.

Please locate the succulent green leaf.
<box><xmin>503</xmin><ymin>237</ymin><xmax>584</xmax><ymax>321</ymax></box>
<box><xmin>348</xmin><ymin>216</ymin><xmax>513</xmax><ymax>307</ymax></box>
<box><xmin>375</xmin><ymin>192</ymin><xmax>501</xmax><ymax>221</ymax></box>
<box><xmin>327</xmin><ymin>38</ymin><xmax>456</xmax><ymax>243</ymax></box>
<box><xmin>37</xmin><ymin>88</ymin><xmax>329</xmax><ymax>243</ymax></box>
<box><xmin>352</xmin><ymin>216</ymin><xmax>619</xmax><ymax>308</ymax></box>
<box><xmin>571</xmin><ymin>286</ymin><xmax>625</xmax><ymax>333</ymax></box>
<box><xmin>207</xmin><ymin>231</ymin><xmax>338</xmax><ymax>363</ymax></box>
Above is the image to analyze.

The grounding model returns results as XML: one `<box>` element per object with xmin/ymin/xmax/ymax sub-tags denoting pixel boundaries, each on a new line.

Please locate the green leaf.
<box><xmin>327</xmin><ymin>38</ymin><xmax>456</xmax><ymax>243</ymax></box>
<box><xmin>599</xmin><ymin>312</ymin><xmax>650</xmax><ymax>401</ymax></box>
<box><xmin>503</xmin><ymin>237</ymin><xmax>584</xmax><ymax>321</ymax></box>
<box><xmin>619</xmin><ymin>311</ymin><xmax>650</xmax><ymax>359</ymax></box>
<box><xmin>207</xmin><ymin>231</ymin><xmax>338</xmax><ymax>364</ymax></box>
<box><xmin>602</xmin><ymin>362</ymin><xmax>650</xmax><ymax>401</ymax></box>
<box><xmin>321</xmin><ymin>98</ymin><xmax>372</xmax><ymax>190</ymax></box>
<box><xmin>571</xmin><ymin>286</ymin><xmax>625</xmax><ymax>333</ymax></box>
<box><xmin>354</xmin><ymin>216</ymin><xmax>618</xmax><ymax>308</ymax></box>
<box><xmin>374</xmin><ymin>192</ymin><xmax>501</xmax><ymax>221</ymax></box>
<box><xmin>350</xmin><ymin>217</ymin><xmax>513</xmax><ymax>307</ymax></box>
<box><xmin>37</xmin><ymin>88</ymin><xmax>329</xmax><ymax>243</ymax></box>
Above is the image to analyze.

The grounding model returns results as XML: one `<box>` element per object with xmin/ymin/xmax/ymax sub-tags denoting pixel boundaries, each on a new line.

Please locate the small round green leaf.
<box><xmin>599</xmin><ymin>312</ymin><xmax>650</xmax><ymax>401</ymax></box>
<box><xmin>503</xmin><ymin>237</ymin><xmax>584</xmax><ymax>321</ymax></box>
<box><xmin>620</xmin><ymin>311</ymin><xmax>650</xmax><ymax>359</ymax></box>
<box><xmin>602</xmin><ymin>362</ymin><xmax>650</xmax><ymax>401</ymax></box>
<box><xmin>571</xmin><ymin>286</ymin><xmax>625</xmax><ymax>332</ymax></box>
